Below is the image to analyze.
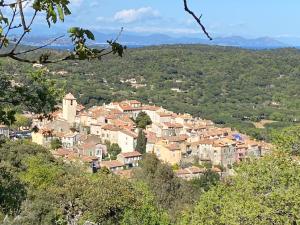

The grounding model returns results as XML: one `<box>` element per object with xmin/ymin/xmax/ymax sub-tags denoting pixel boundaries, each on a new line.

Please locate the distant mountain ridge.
<box><xmin>15</xmin><ymin>32</ymin><xmax>288</xmax><ymax>49</ymax></box>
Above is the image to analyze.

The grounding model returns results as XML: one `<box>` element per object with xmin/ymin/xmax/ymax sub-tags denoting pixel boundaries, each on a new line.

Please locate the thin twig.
<box><xmin>0</xmin><ymin>4</ymin><xmax>17</xmax><ymax>48</ymax></box>
<box><xmin>14</xmin><ymin>35</ymin><xmax>65</xmax><ymax>55</ymax></box>
<box><xmin>18</xmin><ymin>0</ymin><xmax>27</xmax><ymax>31</ymax></box>
<box><xmin>183</xmin><ymin>0</ymin><xmax>212</xmax><ymax>40</ymax></box>
<box><xmin>10</xmin><ymin>10</ymin><xmax>37</xmax><ymax>53</ymax></box>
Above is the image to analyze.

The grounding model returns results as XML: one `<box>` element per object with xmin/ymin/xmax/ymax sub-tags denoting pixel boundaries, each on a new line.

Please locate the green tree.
<box><xmin>136</xmin><ymin>129</ymin><xmax>147</xmax><ymax>154</ymax></box>
<box><xmin>135</xmin><ymin>112</ymin><xmax>152</xmax><ymax>129</ymax></box>
<box><xmin>0</xmin><ymin>164</ymin><xmax>27</xmax><ymax>216</ymax></box>
<box><xmin>121</xmin><ymin>182</ymin><xmax>171</xmax><ymax>225</ymax></box>
<box><xmin>107</xmin><ymin>143</ymin><xmax>122</xmax><ymax>160</ymax></box>
<box><xmin>12</xmin><ymin>114</ymin><xmax>32</xmax><ymax>130</ymax></box>
<box><xmin>189</xmin><ymin>169</ymin><xmax>220</xmax><ymax>192</ymax></box>
<box><xmin>181</xmin><ymin>152</ymin><xmax>300</xmax><ymax>225</ymax></box>
<box><xmin>134</xmin><ymin>154</ymin><xmax>200</xmax><ymax>222</ymax></box>
<box><xmin>0</xmin><ymin>69</ymin><xmax>63</xmax><ymax>126</ymax></box>
<box><xmin>0</xmin><ymin>0</ymin><xmax>126</xmax><ymax>64</ymax></box>
<box><xmin>272</xmin><ymin>125</ymin><xmax>300</xmax><ymax>156</ymax></box>
<box><xmin>0</xmin><ymin>140</ymin><xmax>52</xmax><ymax>170</ymax></box>
<box><xmin>50</xmin><ymin>139</ymin><xmax>62</xmax><ymax>150</ymax></box>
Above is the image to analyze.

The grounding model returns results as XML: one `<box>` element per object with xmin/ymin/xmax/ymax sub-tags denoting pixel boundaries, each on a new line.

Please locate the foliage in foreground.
<box><xmin>0</xmin><ymin>141</ymin><xmax>168</xmax><ymax>225</ymax></box>
<box><xmin>181</xmin><ymin>152</ymin><xmax>300</xmax><ymax>225</ymax></box>
<box><xmin>1</xmin><ymin>125</ymin><xmax>300</xmax><ymax>224</ymax></box>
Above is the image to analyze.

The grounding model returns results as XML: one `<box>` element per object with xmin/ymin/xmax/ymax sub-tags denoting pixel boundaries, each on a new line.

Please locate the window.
<box><xmin>70</xmin><ymin>100</ymin><xmax>73</xmax><ymax>106</ymax></box>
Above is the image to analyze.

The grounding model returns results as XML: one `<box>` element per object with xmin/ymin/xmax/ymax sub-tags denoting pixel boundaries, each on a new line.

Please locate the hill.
<box><xmin>17</xmin><ymin>33</ymin><xmax>287</xmax><ymax>49</ymax></box>
<box><xmin>2</xmin><ymin>44</ymin><xmax>300</xmax><ymax>139</ymax></box>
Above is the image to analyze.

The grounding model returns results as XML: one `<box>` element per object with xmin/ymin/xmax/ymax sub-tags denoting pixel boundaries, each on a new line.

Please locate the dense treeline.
<box><xmin>2</xmin><ymin>45</ymin><xmax>300</xmax><ymax>138</ymax></box>
<box><xmin>0</xmin><ymin>140</ymin><xmax>220</xmax><ymax>224</ymax></box>
<box><xmin>1</xmin><ymin>127</ymin><xmax>300</xmax><ymax>224</ymax></box>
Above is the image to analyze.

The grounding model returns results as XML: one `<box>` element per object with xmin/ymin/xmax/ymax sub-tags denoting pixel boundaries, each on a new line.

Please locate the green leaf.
<box><xmin>57</xmin><ymin>4</ymin><xmax>64</xmax><ymax>21</ymax></box>
<box><xmin>62</xmin><ymin>5</ymin><xmax>71</xmax><ymax>15</ymax></box>
<box><xmin>84</xmin><ymin>30</ymin><xmax>95</xmax><ymax>40</ymax></box>
<box><xmin>68</xmin><ymin>27</ymin><xmax>79</xmax><ymax>34</ymax></box>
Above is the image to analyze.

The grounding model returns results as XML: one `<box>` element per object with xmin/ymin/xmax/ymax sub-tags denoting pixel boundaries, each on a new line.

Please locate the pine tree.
<box><xmin>136</xmin><ymin>130</ymin><xmax>147</xmax><ymax>154</ymax></box>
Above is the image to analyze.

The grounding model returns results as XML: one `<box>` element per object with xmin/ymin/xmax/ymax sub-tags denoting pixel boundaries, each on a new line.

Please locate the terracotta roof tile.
<box><xmin>64</xmin><ymin>93</ymin><xmax>76</xmax><ymax>100</ymax></box>
<box><xmin>102</xmin><ymin>124</ymin><xmax>120</xmax><ymax>131</ymax></box>
<box><xmin>119</xmin><ymin>151</ymin><xmax>142</xmax><ymax>158</ymax></box>
<box><xmin>101</xmin><ymin>160</ymin><xmax>124</xmax><ymax>169</ymax></box>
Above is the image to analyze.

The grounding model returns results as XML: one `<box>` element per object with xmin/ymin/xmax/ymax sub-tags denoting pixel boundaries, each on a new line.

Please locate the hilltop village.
<box><xmin>30</xmin><ymin>93</ymin><xmax>272</xmax><ymax>178</ymax></box>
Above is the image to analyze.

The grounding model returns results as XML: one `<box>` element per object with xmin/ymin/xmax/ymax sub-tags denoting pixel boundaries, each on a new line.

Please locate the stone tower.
<box><xmin>63</xmin><ymin>93</ymin><xmax>77</xmax><ymax>124</ymax></box>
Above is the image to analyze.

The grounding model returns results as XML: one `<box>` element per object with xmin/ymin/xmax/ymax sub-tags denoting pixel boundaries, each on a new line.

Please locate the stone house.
<box><xmin>100</xmin><ymin>160</ymin><xmax>124</xmax><ymax>172</ymax></box>
<box><xmin>117</xmin><ymin>129</ymin><xmax>137</xmax><ymax>153</ymax></box>
<box><xmin>153</xmin><ymin>140</ymin><xmax>182</xmax><ymax>165</ymax></box>
<box><xmin>117</xmin><ymin>151</ymin><xmax>142</xmax><ymax>168</ymax></box>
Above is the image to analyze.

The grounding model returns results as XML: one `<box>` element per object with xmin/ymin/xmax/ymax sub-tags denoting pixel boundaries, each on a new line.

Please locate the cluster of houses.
<box><xmin>30</xmin><ymin>93</ymin><xmax>272</xmax><ymax>178</ymax></box>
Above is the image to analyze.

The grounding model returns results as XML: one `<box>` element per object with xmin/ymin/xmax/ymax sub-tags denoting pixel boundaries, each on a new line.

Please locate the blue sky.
<box><xmin>32</xmin><ymin>0</ymin><xmax>300</xmax><ymax>39</ymax></box>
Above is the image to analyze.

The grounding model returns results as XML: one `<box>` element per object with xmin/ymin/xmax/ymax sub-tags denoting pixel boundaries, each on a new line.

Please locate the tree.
<box><xmin>0</xmin><ymin>1</ymin><xmax>208</xmax><ymax>64</ymax></box>
<box><xmin>0</xmin><ymin>69</ymin><xmax>63</xmax><ymax>126</ymax></box>
<box><xmin>0</xmin><ymin>141</ymin><xmax>165</xmax><ymax>225</ymax></box>
<box><xmin>18</xmin><ymin>162</ymin><xmax>148</xmax><ymax>225</ymax></box>
<box><xmin>11</xmin><ymin>114</ymin><xmax>32</xmax><ymax>130</ymax></box>
<box><xmin>135</xmin><ymin>112</ymin><xmax>152</xmax><ymax>129</ymax></box>
<box><xmin>0</xmin><ymin>1</ymin><xmax>126</xmax><ymax>63</ymax></box>
<box><xmin>50</xmin><ymin>138</ymin><xmax>62</xmax><ymax>150</ymax></box>
<box><xmin>189</xmin><ymin>169</ymin><xmax>220</xmax><ymax>192</ymax></box>
<box><xmin>181</xmin><ymin>152</ymin><xmax>300</xmax><ymax>225</ymax></box>
<box><xmin>134</xmin><ymin>154</ymin><xmax>200</xmax><ymax>222</ymax></box>
<box><xmin>107</xmin><ymin>143</ymin><xmax>122</xmax><ymax>160</ymax></box>
<box><xmin>136</xmin><ymin>129</ymin><xmax>147</xmax><ymax>154</ymax></box>
<box><xmin>121</xmin><ymin>182</ymin><xmax>171</xmax><ymax>225</ymax></box>
<box><xmin>0</xmin><ymin>140</ymin><xmax>52</xmax><ymax>171</ymax></box>
<box><xmin>0</xmin><ymin>164</ymin><xmax>27</xmax><ymax>217</ymax></box>
<box><xmin>271</xmin><ymin>125</ymin><xmax>300</xmax><ymax>156</ymax></box>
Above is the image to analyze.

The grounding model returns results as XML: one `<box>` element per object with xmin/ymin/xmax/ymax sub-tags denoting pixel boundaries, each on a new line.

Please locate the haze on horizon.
<box><xmin>25</xmin><ymin>1</ymin><xmax>298</xmax><ymax>43</ymax></box>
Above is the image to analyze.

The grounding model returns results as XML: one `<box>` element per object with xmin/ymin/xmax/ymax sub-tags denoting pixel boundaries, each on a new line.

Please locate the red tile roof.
<box><xmin>167</xmin><ymin>143</ymin><xmax>181</xmax><ymax>151</ymax></box>
<box><xmin>102</xmin><ymin>124</ymin><xmax>120</xmax><ymax>131</ymax></box>
<box><xmin>142</xmin><ymin>105</ymin><xmax>161</xmax><ymax>111</ymax></box>
<box><xmin>175</xmin><ymin>168</ymin><xmax>190</xmax><ymax>175</ymax></box>
<box><xmin>53</xmin><ymin>148</ymin><xmax>73</xmax><ymax>157</ymax></box>
<box><xmin>163</xmin><ymin>122</ymin><xmax>183</xmax><ymax>128</ymax></box>
<box><xmin>101</xmin><ymin>160</ymin><xmax>124</xmax><ymax>169</ymax></box>
<box><xmin>187</xmin><ymin>166</ymin><xmax>206</xmax><ymax>174</ymax></box>
<box><xmin>119</xmin><ymin>151</ymin><xmax>142</xmax><ymax>158</ymax></box>
<box><xmin>76</xmin><ymin>104</ymin><xmax>85</xmax><ymax>112</ymax></box>
<box><xmin>119</xmin><ymin>129</ymin><xmax>138</xmax><ymax>138</ymax></box>
<box><xmin>64</xmin><ymin>93</ymin><xmax>76</xmax><ymax>100</ymax></box>
<box><xmin>212</xmin><ymin>167</ymin><xmax>222</xmax><ymax>173</ymax></box>
<box><xmin>163</xmin><ymin>135</ymin><xmax>188</xmax><ymax>142</ymax></box>
<box><xmin>119</xmin><ymin>103</ymin><xmax>134</xmax><ymax>111</ymax></box>
<box><xmin>129</xmin><ymin>100</ymin><xmax>141</xmax><ymax>104</ymax></box>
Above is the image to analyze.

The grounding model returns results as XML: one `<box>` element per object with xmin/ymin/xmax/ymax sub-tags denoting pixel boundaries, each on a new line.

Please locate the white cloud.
<box><xmin>113</xmin><ymin>7</ymin><xmax>159</xmax><ymax>23</ymax></box>
<box><xmin>126</xmin><ymin>26</ymin><xmax>201</xmax><ymax>35</ymax></box>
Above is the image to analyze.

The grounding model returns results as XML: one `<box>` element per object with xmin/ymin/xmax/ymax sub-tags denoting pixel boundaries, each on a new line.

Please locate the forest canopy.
<box><xmin>2</xmin><ymin>45</ymin><xmax>300</xmax><ymax>139</ymax></box>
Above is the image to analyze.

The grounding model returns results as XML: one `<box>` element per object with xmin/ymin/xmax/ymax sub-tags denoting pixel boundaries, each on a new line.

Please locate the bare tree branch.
<box><xmin>0</xmin><ymin>4</ymin><xmax>17</xmax><ymax>48</ymax></box>
<box><xmin>183</xmin><ymin>0</ymin><xmax>212</xmax><ymax>40</ymax></box>
<box><xmin>17</xmin><ymin>0</ymin><xmax>27</xmax><ymax>31</ymax></box>
<box><xmin>10</xmin><ymin>10</ymin><xmax>37</xmax><ymax>53</ymax></box>
<box><xmin>14</xmin><ymin>35</ymin><xmax>65</xmax><ymax>55</ymax></box>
